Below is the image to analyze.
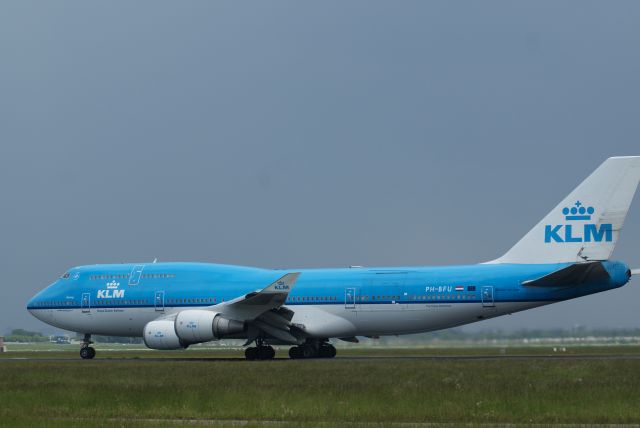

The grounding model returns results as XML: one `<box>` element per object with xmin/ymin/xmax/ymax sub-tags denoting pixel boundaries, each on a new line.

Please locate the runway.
<box><xmin>2</xmin><ymin>354</ymin><xmax>639</xmax><ymax>362</ymax></box>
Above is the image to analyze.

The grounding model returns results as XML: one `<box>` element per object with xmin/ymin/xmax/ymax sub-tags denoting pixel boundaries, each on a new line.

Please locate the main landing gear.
<box><xmin>80</xmin><ymin>333</ymin><xmax>96</xmax><ymax>360</ymax></box>
<box><xmin>288</xmin><ymin>340</ymin><xmax>336</xmax><ymax>359</ymax></box>
<box><xmin>244</xmin><ymin>339</ymin><xmax>275</xmax><ymax>360</ymax></box>
<box><xmin>244</xmin><ymin>339</ymin><xmax>337</xmax><ymax>360</ymax></box>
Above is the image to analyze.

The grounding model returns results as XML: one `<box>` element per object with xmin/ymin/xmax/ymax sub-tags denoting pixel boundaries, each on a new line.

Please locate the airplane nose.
<box><xmin>27</xmin><ymin>308</ymin><xmax>39</xmax><ymax>320</ymax></box>
<box><xmin>26</xmin><ymin>292</ymin><xmax>45</xmax><ymax>321</ymax></box>
<box><xmin>26</xmin><ymin>295</ymin><xmax>36</xmax><ymax>310</ymax></box>
<box><xmin>27</xmin><ymin>297</ymin><xmax>37</xmax><ymax>315</ymax></box>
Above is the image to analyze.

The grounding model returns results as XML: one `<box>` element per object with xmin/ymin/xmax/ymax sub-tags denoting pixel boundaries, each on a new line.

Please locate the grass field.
<box><xmin>1</xmin><ymin>346</ymin><xmax>639</xmax><ymax>427</ymax></box>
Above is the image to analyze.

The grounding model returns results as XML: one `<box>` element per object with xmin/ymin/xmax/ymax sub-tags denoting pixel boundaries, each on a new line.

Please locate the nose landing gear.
<box><xmin>80</xmin><ymin>333</ymin><xmax>96</xmax><ymax>360</ymax></box>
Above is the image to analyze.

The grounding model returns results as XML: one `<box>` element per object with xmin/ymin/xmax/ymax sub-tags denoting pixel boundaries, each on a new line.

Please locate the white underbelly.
<box><xmin>292</xmin><ymin>301</ymin><xmax>549</xmax><ymax>337</ymax></box>
<box><xmin>30</xmin><ymin>306</ymin><xmax>185</xmax><ymax>336</ymax></box>
<box><xmin>31</xmin><ymin>300</ymin><xmax>549</xmax><ymax>338</ymax></box>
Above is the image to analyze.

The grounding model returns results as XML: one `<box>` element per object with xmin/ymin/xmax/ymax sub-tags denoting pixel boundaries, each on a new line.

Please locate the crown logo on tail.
<box><xmin>562</xmin><ymin>201</ymin><xmax>594</xmax><ymax>221</ymax></box>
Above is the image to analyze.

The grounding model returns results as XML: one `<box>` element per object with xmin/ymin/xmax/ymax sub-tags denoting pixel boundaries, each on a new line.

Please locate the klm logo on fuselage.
<box><xmin>97</xmin><ymin>289</ymin><xmax>125</xmax><ymax>298</ymax></box>
<box><xmin>97</xmin><ymin>280</ymin><xmax>125</xmax><ymax>298</ymax></box>
<box><xmin>544</xmin><ymin>201</ymin><xmax>612</xmax><ymax>243</ymax></box>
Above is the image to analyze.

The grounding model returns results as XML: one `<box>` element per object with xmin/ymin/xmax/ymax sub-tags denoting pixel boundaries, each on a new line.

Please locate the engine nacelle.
<box><xmin>175</xmin><ymin>310</ymin><xmax>245</xmax><ymax>344</ymax></box>
<box><xmin>143</xmin><ymin>319</ymin><xmax>187</xmax><ymax>350</ymax></box>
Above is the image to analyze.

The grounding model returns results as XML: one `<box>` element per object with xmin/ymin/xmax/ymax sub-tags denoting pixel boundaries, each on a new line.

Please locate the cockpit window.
<box><xmin>61</xmin><ymin>272</ymin><xmax>70</xmax><ymax>279</ymax></box>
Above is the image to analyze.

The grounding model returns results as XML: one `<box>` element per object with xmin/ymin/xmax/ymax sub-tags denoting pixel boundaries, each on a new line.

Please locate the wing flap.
<box><xmin>252</xmin><ymin>319</ymin><xmax>299</xmax><ymax>344</ymax></box>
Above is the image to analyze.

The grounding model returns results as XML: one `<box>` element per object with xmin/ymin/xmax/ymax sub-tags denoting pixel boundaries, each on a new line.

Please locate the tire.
<box><xmin>266</xmin><ymin>346</ymin><xmax>275</xmax><ymax>359</ymax></box>
<box><xmin>245</xmin><ymin>347</ymin><xmax>258</xmax><ymax>360</ymax></box>
<box><xmin>301</xmin><ymin>345</ymin><xmax>315</xmax><ymax>359</ymax></box>
<box><xmin>319</xmin><ymin>346</ymin><xmax>330</xmax><ymax>358</ymax></box>
<box><xmin>256</xmin><ymin>347</ymin><xmax>267</xmax><ymax>360</ymax></box>
<box><xmin>288</xmin><ymin>347</ymin><xmax>300</xmax><ymax>359</ymax></box>
<box><xmin>256</xmin><ymin>346</ymin><xmax>275</xmax><ymax>360</ymax></box>
<box><xmin>326</xmin><ymin>344</ymin><xmax>336</xmax><ymax>358</ymax></box>
<box><xmin>80</xmin><ymin>347</ymin><xmax>94</xmax><ymax>360</ymax></box>
<box><xmin>319</xmin><ymin>345</ymin><xmax>336</xmax><ymax>358</ymax></box>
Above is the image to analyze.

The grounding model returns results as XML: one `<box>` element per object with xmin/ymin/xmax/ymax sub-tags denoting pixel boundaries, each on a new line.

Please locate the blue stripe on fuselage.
<box><xmin>27</xmin><ymin>261</ymin><xmax>630</xmax><ymax>311</ymax></box>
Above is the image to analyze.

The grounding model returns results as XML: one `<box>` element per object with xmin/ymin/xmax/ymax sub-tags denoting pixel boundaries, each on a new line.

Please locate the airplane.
<box><xmin>27</xmin><ymin>156</ymin><xmax>640</xmax><ymax>360</ymax></box>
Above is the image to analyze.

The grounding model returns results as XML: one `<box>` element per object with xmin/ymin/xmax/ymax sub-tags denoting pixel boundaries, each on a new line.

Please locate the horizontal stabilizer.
<box><xmin>522</xmin><ymin>262</ymin><xmax>609</xmax><ymax>287</ymax></box>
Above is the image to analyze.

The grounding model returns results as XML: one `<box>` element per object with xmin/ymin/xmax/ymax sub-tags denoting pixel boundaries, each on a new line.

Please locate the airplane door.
<box><xmin>129</xmin><ymin>265</ymin><xmax>144</xmax><ymax>286</ymax></box>
<box><xmin>481</xmin><ymin>286</ymin><xmax>494</xmax><ymax>307</ymax></box>
<box><xmin>81</xmin><ymin>292</ymin><xmax>91</xmax><ymax>313</ymax></box>
<box><xmin>155</xmin><ymin>291</ymin><xmax>165</xmax><ymax>311</ymax></box>
<box><xmin>345</xmin><ymin>287</ymin><xmax>356</xmax><ymax>309</ymax></box>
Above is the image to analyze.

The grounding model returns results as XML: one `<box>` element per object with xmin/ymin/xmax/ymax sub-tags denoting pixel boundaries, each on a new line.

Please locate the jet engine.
<box><xmin>174</xmin><ymin>310</ymin><xmax>245</xmax><ymax>344</ymax></box>
<box><xmin>143</xmin><ymin>319</ymin><xmax>187</xmax><ymax>350</ymax></box>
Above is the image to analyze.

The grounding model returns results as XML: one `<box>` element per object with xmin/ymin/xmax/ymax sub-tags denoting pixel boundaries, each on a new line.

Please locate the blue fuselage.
<box><xmin>27</xmin><ymin>260</ymin><xmax>630</xmax><ymax>338</ymax></box>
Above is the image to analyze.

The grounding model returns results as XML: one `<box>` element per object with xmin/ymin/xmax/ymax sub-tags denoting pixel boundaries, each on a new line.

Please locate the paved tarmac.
<box><xmin>1</xmin><ymin>354</ymin><xmax>639</xmax><ymax>362</ymax></box>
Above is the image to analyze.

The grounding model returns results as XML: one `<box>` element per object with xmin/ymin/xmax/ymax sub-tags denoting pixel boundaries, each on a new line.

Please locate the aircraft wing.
<box><xmin>213</xmin><ymin>272</ymin><xmax>300</xmax><ymax>321</ymax></box>
<box><xmin>522</xmin><ymin>261</ymin><xmax>609</xmax><ymax>287</ymax></box>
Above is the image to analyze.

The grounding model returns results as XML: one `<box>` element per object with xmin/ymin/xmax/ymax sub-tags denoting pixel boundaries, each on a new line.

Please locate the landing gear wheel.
<box><xmin>246</xmin><ymin>345</ymin><xmax>275</xmax><ymax>360</ymax></box>
<box><xmin>289</xmin><ymin>346</ymin><xmax>301</xmax><ymax>359</ymax></box>
<box><xmin>256</xmin><ymin>346</ymin><xmax>275</xmax><ymax>360</ymax></box>
<box><xmin>257</xmin><ymin>347</ymin><xmax>267</xmax><ymax>360</ymax></box>
<box><xmin>245</xmin><ymin>347</ymin><xmax>258</xmax><ymax>360</ymax></box>
<box><xmin>79</xmin><ymin>333</ymin><xmax>94</xmax><ymax>360</ymax></box>
<box><xmin>301</xmin><ymin>345</ymin><xmax>316</xmax><ymax>359</ymax></box>
<box><xmin>328</xmin><ymin>345</ymin><xmax>336</xmax><ymax>358</ymax></box>
<box><xmin>80</xmin><ymin>347</ymin><xmax>95</xmax><ymax>360</ymax></box>
<box><xmin>319</xmin><ymin>344</ymin><xmax>336</xmax><ymax>358</ymax></box>
<box><xmin>266</xmin><ymin>345</ymin><xmax>275</xmax><ymax>359</ymax></box>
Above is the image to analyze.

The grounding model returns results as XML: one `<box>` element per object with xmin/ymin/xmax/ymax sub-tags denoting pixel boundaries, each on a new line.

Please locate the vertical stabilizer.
<box><xmin>490</xmin><ymin>156</ymin><xmax>640</xmax><ymax>264</ymax></box>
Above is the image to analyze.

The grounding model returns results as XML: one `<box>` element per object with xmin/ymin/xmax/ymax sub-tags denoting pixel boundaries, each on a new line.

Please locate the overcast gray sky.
<box><xmin>2</xmin><ymin>2</ymin><xmax>639</xmax><ymax>334</ymax></box>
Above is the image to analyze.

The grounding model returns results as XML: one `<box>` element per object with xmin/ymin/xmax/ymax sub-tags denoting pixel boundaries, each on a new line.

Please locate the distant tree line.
<box><xmin>4</xmin><ymin>329</ymin><xmax>49</xmax><ymax>343</ymax></box>
<box><xmin>3</xmin><ymin>327</ymin><xmax>640</xmax><ymax>344</ymax></box>
<box><xmin>374</xmin><ymin>327</ymin><xmax>640</xmax><ymax>344</ymax></box>
<box><xmin>2</xmin><ymin>329</ymin><xmax>142</xmax><ymax>344</ymax></box>
<box><xmin>73</xmin><ymin>334</ymin><xmax>142</xmax><ymax>344</ymax></box>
